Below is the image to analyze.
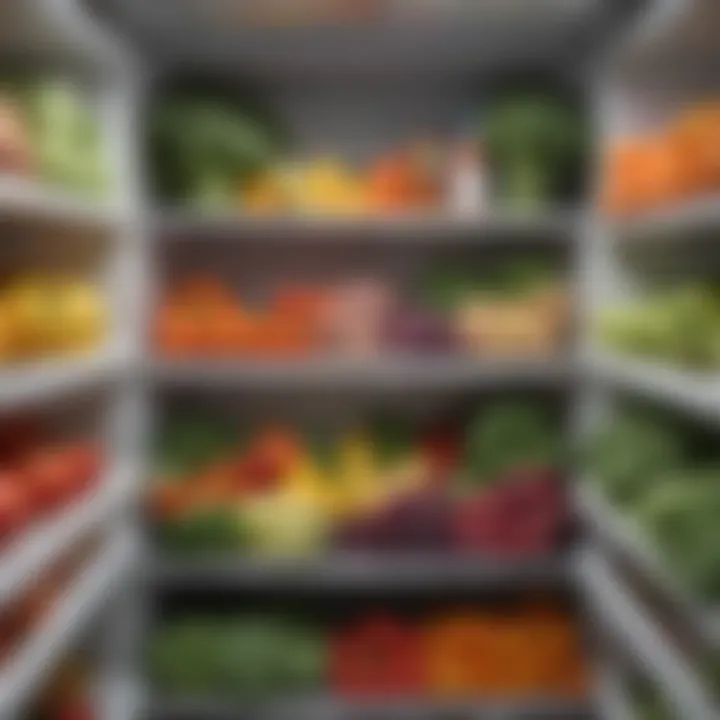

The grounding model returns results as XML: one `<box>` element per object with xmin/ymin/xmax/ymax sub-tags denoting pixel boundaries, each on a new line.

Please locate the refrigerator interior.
<box><xmin>1</xmin><ymin>1</ymin><xmax>719</xmax><ymax>720</ymax></box>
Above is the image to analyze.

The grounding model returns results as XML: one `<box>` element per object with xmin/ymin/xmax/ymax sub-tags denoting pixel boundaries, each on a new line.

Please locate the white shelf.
<box><xmin>146</xmin><ymin>696</ymin><xmax>593</xmax><ymax>720</ymax></box>
<box><xmin>578</xmin><ymin>552</ymin><xmax>717</xmax><ymax>720</ymax></box>
<box><xmin>156</xmin><ymin>208</ymin><xmax>579</xmax><ymax>244</ymax></box>
<box><xmin>0</xmin><ymin>468</ymin><xmax>134</xmax><ymax>606</ymax></box>
<box><xmin>613</xmin><ymin>194</ymin><xmax>720</xmax><ymax>241</ymax></box>
<box><xmin>152</xmin><ymin>553</ymin><xmax>573</xmax><ymax>591</ymax></box>
<box><xmin>577</xmin><ymin>481</ymin><xmax>720</xmax><ymax>649</ymax></box>
<box><xmin>0</xmin><ymin>349</ymin><xmax>131</xmax><ymax>410</ymax></box>
<box><xmin>587</xmin><ymin>351</ymin><xmax>720</xmax><ymax>423</ymax></box>
<box><xmin>151</xmin><ymin>356</ymin><xmax>575</xmax><ymax>390</ymax></box>
<box><xmin>0</xmin><ymin>176</ymin><xmax>123</xmax><ymax>229</ymax></box>
<box><xmin>0</xmin><ymin>536</ymin><xmax>131</xmax><ymax>719</ymax></box>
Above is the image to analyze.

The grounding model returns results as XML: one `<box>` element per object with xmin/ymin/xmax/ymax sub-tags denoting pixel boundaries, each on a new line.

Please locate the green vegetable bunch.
<box><xmin>149</xmin><ymin>616</ymin><xmax>325</xmax><ymax>696</ymax></box>
<box><xmin>30</xmin><ymin>79</ymin><xmax>108</xmax><ymax>196</ymax></box>
<box><xmin>464</xmin><ymin>401</ymin><xmax>562</xmax><ymax>484</ymax></box>
<box><xmin>483</xmin><ymin>87</ymin><xmax>585</xmax><ymax>209</ymax></box>
<box><xmin>588</xmin><ymin>408</ymin><xmax>720</xmax><ymax>602</ymax></box>
<box><xmin>149</xmin><ymin>84</ymin><xmax>284</xmax><ymax>207</ymax></box>
<box><xmin>585</xmin><ymin>410</ymin><xmax>686</xmax><ymax>508</ymax></box>
<box><xmin>598</xmin><ymin>284</ymin><xmax>720</xmax><ymax>371</ymax></box>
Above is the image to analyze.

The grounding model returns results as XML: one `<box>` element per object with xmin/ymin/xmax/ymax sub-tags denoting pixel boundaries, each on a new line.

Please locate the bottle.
<box><xmin>447</xmin><ymin>139</ymin><xmax>487</xmax><ymax>217</ymax></box>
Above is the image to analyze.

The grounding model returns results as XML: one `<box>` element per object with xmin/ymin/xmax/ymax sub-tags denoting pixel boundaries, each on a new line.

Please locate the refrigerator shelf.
<box><xmin>150</xmin><ymin>356</ymin><xmax>576</xmax><ymax>391</ymax></box>
<box><xmin>0</xmin><ymin>468</ymin><xmax>134</xmax><ymax>606</ymax></box>
<box><xmin>155</xmin><ymin>208</ymin><xmax>580</xmax><ymax>245</ymax></box>
<box><xmin>586</xmin><ymin>351</ymin><xmax>720</xmax><ymax>425</ymax></box>
<box><xmin>577</xmin><ymin>481</ymin><xmax>720</xmax><ymax>650</ymax></box>
<box><xmin>578</xmin><ymin>552</ymin><xmax>717</xmax><ymax>720</ymax></box>
<box><xmin>0</xmin><ymin>535</ymin><xmax>132</xmax><ymax>719</ymax></box>
<box><xmin>0</xmin><ymin>348</ymin><xmax>132</xmax><ymax>411</ymax></box>
<box><xmin>0</xmin><ymin>176</ymin><xmax>124</xmax><ymax>230</ymax></box>
<box><xmin>610</xmin><ymin>194</ymin><xmax>720</xmax><ymax>243</ymax></box>
<box><xmin>150</xmin><ymin>552</ymin><xmax>574</xmax><ymax>593</ymax></box>
<box><xmin>145</xmin><ymin>694</ymin><xmax>593</xmax><ymax>720</ymax></box>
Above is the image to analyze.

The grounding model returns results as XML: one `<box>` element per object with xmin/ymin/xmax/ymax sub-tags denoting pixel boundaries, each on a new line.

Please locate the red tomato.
<box><xmin>59</xmin><ymin>442</ymin><xmax>103</xmax><ymax>492</ymax></box>
<box><xmin>0</xmin><ymin>477</ymin><xmax>30</xmax><ymax>541</ymax></box>
<box><xmin>24</xmin><ymin>447</ymin><xmax>77</xmax><ymax>514</ymax></box>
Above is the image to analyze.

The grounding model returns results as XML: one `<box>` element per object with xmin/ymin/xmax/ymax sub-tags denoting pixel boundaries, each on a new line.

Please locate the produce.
<box><xmin>424</xmin><ymin>604</ymin><xmax>588</xmax><ymax>698</ymax></box>
<box><xmin>453</xmin><ymin>469</ymin><xmax>567</xmax><ymax>558</ymax></box>
<box><xmin>242</xmin><ymin>491</ymin><xmax>328</xmax><ymax>557</ymax></box>
<box><xmin>589</xmin><ymin>408</ymin><xmax>720</xmax><ymax>602</ymax></box>
<box><xmin>331</xmin><ymin>615</ymin><xmax>426</xmax><ymax>696</ymax></box>
<box><xmin>483</xmin><ymin>86</ymin><xmax>585</xmax><ymax>208</ymax></box>
<box><xmin>0</xmin><ymin>418</ymin><xmax>104</xmax><ymax>548</ymax></box>
<box><xmin>334</xmin><ymin>489</ymin><xmax>454</xmax><ymax>553</ymax></box>
<box><xmin>156</xmin><ymin>269</ymin><xmax>569</xmax><ymax>360</ymax></box>
<box><xmin>30</xmin><ymin>80</ymin><xmax>107</xmax><ymax>195</ymax></box>
<box><xmin>586</xmin><ymin>410</ymin><xmax>686</xmax><ymax>507</ymax></box>
<box><xmin>0</xmin><ymin>77</ymin><xmax>106</xmax><ymax>195</ymax></box>
<box><xmin>0</xmin><ymin>95</ymin><xmax>33</xmax><ymax>175</ymax></box>
<box><xmin>149</xmin><ymin>616</ymin><xmax>325</xmax><ymax>696</ymax></box>
<box><xmin>602</xmin><ymin>98</ymin><xmax>720</xmax><ymax>217</ymax></box>
<box><xmin>598</xmin><ymin>284</ymin><xmax>720</xmax><ymax>370</ymax></box>
<box><xmin>0</xmin><ymin>275</ymin><xmax>108</xmax><ymax>364</ymax></box>
<box><xmin>0</xmin><ymin>474</ymin><xmax>30</xmax><ymax>542</ymax></box>
<box><xmin>463</xmin><ymin>401</ymin><xmax>562</xmax><ymax>484</ymax></box>
<box><xmin>150</xmin><ymin>405</ymin><xmax>569</xmax><ymax>560</ymax></box>
<box><xmin>150</xmin><ymin>604</ymin><xmax>588</xmax><ymax>701</ymax></box>
<box><xmin>156</xmin><ymin>506</ymin><xmax>244</xmax><ymax>555</ymax></box>
<box><xmin>635</xmin><ymin>472</ymin><xmax>720</xmax><ymax>598</ymax></box>
<box><xmin>150</xmin><ymin>84</ymin><xmax>284</xmax><ymax>207</ymax></box>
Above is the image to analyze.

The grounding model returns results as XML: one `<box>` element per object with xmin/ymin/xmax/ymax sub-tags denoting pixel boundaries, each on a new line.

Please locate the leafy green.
<box><xmin>483</xmin><ymin>88</ymin><xmax>585</xmax><ymax>208</ymax></box>
<box><xmin>464</xmin><ymin>401</ymin><xmax>561</xmax><ymax>483</ymax></box>
<box><xmin>156</xmin><ymin>507</ymin><xmax>244</xmax><ymax>555</ymax></box>
<box><xmin>586</xmin><ymin>411</ymin><xmax>686</xmax><ymax>508</ymax></box>
<box><xmin>149</xmin><ymin>83</ymin><xmax>284</xmax><ymax>205</ymax></box>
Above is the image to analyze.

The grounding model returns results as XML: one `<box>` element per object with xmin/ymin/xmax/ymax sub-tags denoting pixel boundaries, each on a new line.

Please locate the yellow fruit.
<box><xmin>0</xmin><ymin>301</ymin><xmax>17</xmax><ymax>360</ymax></box>
<box><xmin>242</xmin><ymin>490</ymin><xmax>328</xmax><ymax>557</ymax></box>
<box><xmin>55</xmin><ymin>280</ymin><xmax>107</xmax><ymax>351</ymax></box>
<box><xmin>241</xmin><ymin>171</ymin><xmax>287</xmax><ymax>213</ymax></box>
<box><xmin>4</xmin><ymin>278</ymin><xmax>58</xmax><ymax>357</ymax></box>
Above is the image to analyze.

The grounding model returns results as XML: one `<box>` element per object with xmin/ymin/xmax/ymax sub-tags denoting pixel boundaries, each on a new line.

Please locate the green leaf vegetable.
<box><xmin>483</xmin><ymin>88</ymin><xmax>585</xmax><ymax>209</ymax></box>
<box><xmin>149</xmin><ymin>616</ymin><xmax>325</xmax><ymax>696</ymax></box>
<box><xmin>585</xmin><ymin>410</ymin><xmax>686</xmax><ymax>507</ymax></box>
<box><xmin>156</xmin><ymin>506</ymin><xmax>245</xmax><ymax>555</ymax></box>
<box><xmin>635</xmin><ymin>471</ymin><xmax>720</xmax><ymax>600</ymax></box>
<box><xmin>30</xmin><ymin>79</ymin><xmax>107</xmax><ymax>195</ymax></box>
<box><xmin>464</xmin><ymin>401</ymin><xmax>562</xmax><ymax>484</ymax></box>
<box><xmin>599</xmin><ymin>284</ymin><xmax>720</xmax><ymax>370</ymax></box>
<box><xmin>149</xmin><ymin>84</ymin><xmax>284</xmax><ymax>207</ymax></box>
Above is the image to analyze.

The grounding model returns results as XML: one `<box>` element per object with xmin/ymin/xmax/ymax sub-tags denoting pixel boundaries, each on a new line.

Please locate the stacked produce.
<box><xmin>0</xmin><ymin>534</ymin><xmax>101</xmax><ymax>666</ymax></box>
<box><xmin>602</xmin><ymin>100</ymin><xmax>720</xmax><ymax>217</ymax></box>
<box><xmin>598</xmin><ymin>283</ymin><xmax>720</xmax><ymax>370</ymax></box>
<box><xmin>148</xmin><ymin>401</ymin><xmax>569</xmax><ymax>559</ymax></box>
<box><xmin>0</xmin><ymin>275</ymin><xmax>108</xmax><ymax>364</ymax></box>
<box><xmin>0</xmin><ymin>78</ymin><xmax>108</xmax><ymax>196</ymax></box>
<box><xmin>149</xmin><ymin>602</ymin><xmax>588</xmax><ymax>700</ymax></box>
<box><xmin>0</xmin><ymin>417</ymin><xmax>104</xmax><ymax>546</ymax></box>
<box><xmin>586</xmin><ymin>408</ymin><xmax>720</xmax><ymax>600</ymax></box>
<box><xmin>155</xmin><ymin>264</ymin><xmax>569</xmax><ymax>360</ymax></box>
<box><xmin>150</xmin><ymin>85</ymin><xmax>585</xmax><ymax>213</ymax></box>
